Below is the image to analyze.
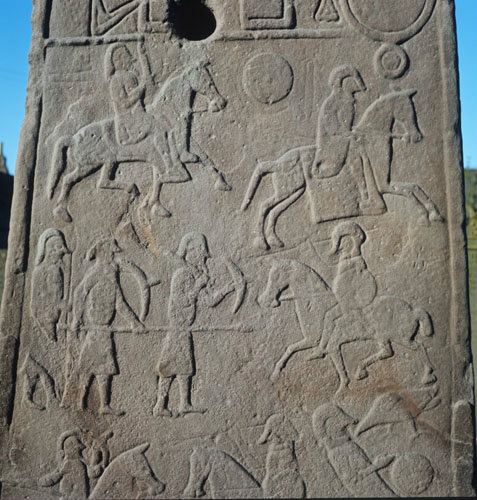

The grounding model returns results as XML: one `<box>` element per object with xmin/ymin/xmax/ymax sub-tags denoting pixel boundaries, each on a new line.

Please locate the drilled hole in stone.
<box><xmin>169</xmin><ymin>0</ymin><xmax>216</xmax><ymax>41</ymax></box>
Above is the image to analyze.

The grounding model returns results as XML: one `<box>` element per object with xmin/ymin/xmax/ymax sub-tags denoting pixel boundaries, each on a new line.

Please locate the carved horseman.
<box><xmin>309</xmin><ymin>221</ymin><xmax>377</xmax><ymax>362</ymax></box>
<box><xmin>311</xmin><ymin>64</ymin><xmax>379</xmax><ymax>212</ymax></box>
<box><xmin>106</xmin><ymin>42</ymin><xmax>155</xmax><ymax>147</ymax></box>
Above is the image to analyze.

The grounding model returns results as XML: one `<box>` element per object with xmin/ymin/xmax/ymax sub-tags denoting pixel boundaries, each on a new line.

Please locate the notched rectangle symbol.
<box><xmin>240</xmin><ymin>0</ymin><xmax>295</xmax><ymax>30</ymax></box>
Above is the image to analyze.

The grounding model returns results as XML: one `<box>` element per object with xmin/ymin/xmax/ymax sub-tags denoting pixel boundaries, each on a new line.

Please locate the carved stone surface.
<box><xmin>0</xmin><ymin>1</ymin><xmax>475</xmax><ymax>498</ymax></box>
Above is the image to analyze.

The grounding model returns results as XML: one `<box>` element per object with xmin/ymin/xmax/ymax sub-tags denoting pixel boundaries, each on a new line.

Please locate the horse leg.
<box><xmin>328</xmin><ymin>346</ymin><xmax>351</xmax><ymax>393</ymax></box>
<box><xmin>307</xmin><ymin>305</ymin><xmax>341</xmax><ymax>360</ymax></box>
<box><xmin>412</xmin><ymin>343</ymin><xmax>437</xmax><ymax>385</ymax></box>
<box><xmin>23</xmin><ymin>374</ymin><xmax>44</xmax><ymax>411</ymax></box>
<box><xmin>355</xmin><ymin>339</ymin><xmax>394</xmax><ymax>380</ymax></box>
<box><xmin>39</xmin><ymin>372</ymin><xmax>57</xmax><ymax>406</ymax></box>
<box><xmin>48</xmin><ymin>136</ymin><xmax>72</xmax><ymax>199</ymax></box>
<box><xmin>145</xmin><ymin>161</ymin><xmax>169</xmax><ymax>217</ymax></box>
<box><xmin>265</xmin><ymin>187</ymin><xmax>306</xmax><ymax>249</ymax></box>
<box><xmin>255</xmin><ymin>196</ymin><xmax>280</xmax><ymax>250</ymax></box>
<box><xmin>384</xmin><ymin>181</ymin><xmax>443</xmax><ymax>223</ymax></box>
<box><xmin>241</xmin><ymin>163</ymin><xmax>268</xmax><ymax>211</ymax></box>
<box><xmin>97</xmin><ymin>161</ymin><xmax>138</xmax><ymax>197</ymax></box>
<box><xmin>54</xmin><ymin>165</ymin><xmax>100</xmax><ymax>222</ymax></box>
<box><xmin>271</xmin><ymin>337</ymin><xmax>319</xmax><ymax>382</ymax></box>
<box><xmin>190</xmin><ymin>137</ymin><xmax>230</xmax><ymax>191</ymax></box>
<box><xmin>176</xmin><ymin>113</ymin><xmax>199</xmax><ymax>164</ymax></box>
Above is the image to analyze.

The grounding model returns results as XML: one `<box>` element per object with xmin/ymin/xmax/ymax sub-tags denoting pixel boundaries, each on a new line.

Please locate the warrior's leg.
<box><xmin>78</xmin><ymin>373</ymin><xmax>92</xmax><ymax>411</ymax></box>
<box><xmin>97</xmin><ymin>375</ymin><xmax>125</xmax><ymax>416</ymax></box>
<box><xmin>177</xmin><ymin>375</ymin><xmax>205</xmax><ymax>415</ymax></box>
<box><xmin>153</xmin><ymin>376</ymin><xmax>173</xmax><ymax>417</ymax></box>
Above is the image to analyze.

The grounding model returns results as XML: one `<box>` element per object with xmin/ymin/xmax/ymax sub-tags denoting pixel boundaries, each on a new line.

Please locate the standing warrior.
<box><xmin>154</xmin><ymin>233</ymin><xmax>237</xmax><ymax>417</ymax></box>
<box><xmin>154</xmin><ymin>233</ymin><xmax>209</xmax><ymax>417</ymax></box>
<box><xmin>31</xmin><ymin>228</ymin><xmax>71</xmax><ymax>341</ymax></box>
<box><xmin>68</xmin><ymin>238</ymin><xmax>148</xmax><ymax>416</ymax></box>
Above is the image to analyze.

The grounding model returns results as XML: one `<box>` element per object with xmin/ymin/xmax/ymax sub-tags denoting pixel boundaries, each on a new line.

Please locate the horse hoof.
<box><xmin>153</xmin><ymin>406</ymin><xmax>173</xmax><ymax>418</ymax></box>
<box><xmin>307</xmin><ymin>348</ymin><xmax>325</xmax><ymax>361</ymax></box>
<box><xmin>214</xmin><ymin>177</ymin><xmax>232</xmax><ymax>191</ymax></box>
<box><xmin>53</xmin><ymin>206</ymin><xmax>72</xmax><ymax>223</ymax></box>
<box><xmin>128</xmin><ymin>184</ymin><xmax>140</xmax><ymax>200</ymax></box>
<box><xmin>268</xmin><ymin>238</ymin><xmax>285</xmax><ymax>249</ymax></box>
<box><xmin>355</xmin><ymin>368</ymin><xmax>369</xmax><ymax>380</ymax></box>
<box><xmin>429</xmin><ymin>210</ymin><xmax>444</xmax><ymax>223</ymax></box>
<box><xmin>180</xmin><ymin>152</ymin><xmax>199</xmax><ymax>163</ymax></box>
<box><xmin>422</xmin><ymin>372</ymin><xmax>437</xmax><ymax>385</ymax></box>
<box><xmin>151</xmin><ymin>204</ymin><xmax>172</xmax><ymax>218</ymax></box>
<box><xmin>418</xmin><ymin>214</ymin><xmax>431</xmax><ymax>227</ymax></box>
<box><xmin>254</xmin><ymin>237</ymin><xmax>269</xmax><ymax>251</ymax></box>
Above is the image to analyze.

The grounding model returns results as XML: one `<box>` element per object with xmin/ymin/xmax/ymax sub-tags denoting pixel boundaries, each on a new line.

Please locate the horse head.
<box><xmin>258</xmin><ymin>260</ymin><xmax>295</xmax><ymax>309</ymax></box>
<box><xmin>355</xmin><ymin>88</ymin><xmax>423</xmax><ymax>145</ymax></box>
<box><xmin>258</xmin><ymin>413</ymin><xmax>299</xmax><ymax>446</ymax></box>
<box><xmin>392</xmin><ymin>89</ymin><xmax>423</xmax><ymax>144</ymax></box>
<box><xmin>119</xmin><ymin>443</ymin><xmax>165</xmax><ymax>498</ymax></box>
<box><xmin>185</xmin><ymin>60</ymin><xmax>227</xmax><ymax>113</ymax></box>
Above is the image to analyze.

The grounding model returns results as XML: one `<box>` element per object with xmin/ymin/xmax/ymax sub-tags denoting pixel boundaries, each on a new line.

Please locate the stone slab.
<box><xmin>0</xmin><ymin>1</ymin><xmax>475</xmax><ymax>498</ymax></box>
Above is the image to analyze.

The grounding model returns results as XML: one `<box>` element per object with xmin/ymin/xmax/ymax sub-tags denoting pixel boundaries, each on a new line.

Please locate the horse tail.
<box><xmin>47</xmin><ymin>136</ymin><xmax>72</xmax><ymax>199</ymax></box>
<box><xmin>415</xmin><ymin>307</ymin><xmax>434</xmax><ymax>339</ymax></box>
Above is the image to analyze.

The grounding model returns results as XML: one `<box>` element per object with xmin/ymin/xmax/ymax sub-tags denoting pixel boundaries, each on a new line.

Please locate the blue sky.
<box><xmin>0</xmin><ymin>1</ymin><xmax>475</xmax><ymax>173</ymax></box>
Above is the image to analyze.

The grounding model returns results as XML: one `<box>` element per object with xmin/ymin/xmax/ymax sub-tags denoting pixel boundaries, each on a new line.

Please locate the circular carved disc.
<box><xmin>342</xmin><ymin>0</ymin><xmax>436</xmax><ymax>43</ymax></box>
<box><xmin>374</xmin><ymin>43</ymin><xmax>409</xmax><ymax>79</ymax></box>
<box><xmin>243</xmin><ymin>53</ymin><xmax>294</xmax><ymax>105</ymax></box>
<box><xmin>390</xmin><ymin>454</ymin><xmax>435</xmax><ymax>496</ymax></box>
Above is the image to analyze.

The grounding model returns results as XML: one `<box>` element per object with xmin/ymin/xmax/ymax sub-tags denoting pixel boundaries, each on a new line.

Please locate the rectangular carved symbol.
<box><xmin>0</xmin><ymin>1</ymin><xmax>474</xmax><ymax>499</ymax></box>
<box><xmin>240</xmin><ymin>0</ymin><xmax>295</xmax><ymax>29</ymax></box>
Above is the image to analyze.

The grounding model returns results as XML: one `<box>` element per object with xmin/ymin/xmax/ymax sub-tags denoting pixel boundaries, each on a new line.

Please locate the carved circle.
<box><xmin>243</xmin><ymin>53</ymin><xmax>294</xmax><ymax>105</ymax></box>
<box><xmin>390</xmin><ymin>454</ymin><xmax>434</xmax><ymax>496</ymax></box>
<box><xmin>341</xmin><ymin>0</ymin><xmax>437</xmax><ymax>43</ymax></box>
<box><xmin>374</xmin><ymin>44</ymin><xmax>409</xmax><ymax>79</ymax></box>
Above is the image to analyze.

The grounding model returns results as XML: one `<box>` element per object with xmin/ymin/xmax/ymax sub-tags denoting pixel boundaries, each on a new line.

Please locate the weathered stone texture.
<box><xmin>0</xmin><ymin>1</ymin><xmax>474</xmax><ymax>498</ymax></box>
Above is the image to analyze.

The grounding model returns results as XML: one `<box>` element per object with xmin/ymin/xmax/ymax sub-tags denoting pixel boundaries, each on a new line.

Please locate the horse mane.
<box><xmin>355</xmin><ymin>89</ymin><xmax>417</xmax><ymax>133</ymax></box>
<box><xmin>277</xmin><ymin>259</ymin><xmax>331</xmax><ymax>293</ymax></box>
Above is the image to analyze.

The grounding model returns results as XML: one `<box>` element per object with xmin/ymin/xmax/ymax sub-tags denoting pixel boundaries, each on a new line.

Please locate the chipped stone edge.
<box><xmin>438</xmin><ymin>0</ymin><xmax>476</xmax><ymax>495</ymax></box>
